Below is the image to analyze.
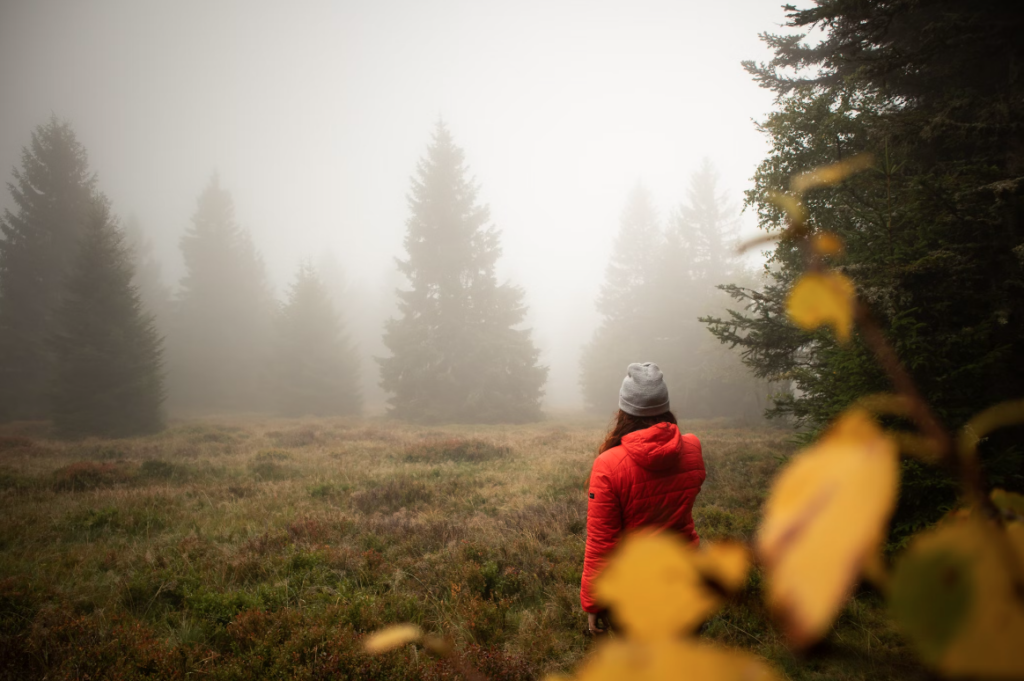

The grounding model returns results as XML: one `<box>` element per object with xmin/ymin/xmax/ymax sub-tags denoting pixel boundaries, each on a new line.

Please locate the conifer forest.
<box><xmin>1</xmin><ymin>1</ymin><xmax>1022</xmax><ymax>679</ymax></box>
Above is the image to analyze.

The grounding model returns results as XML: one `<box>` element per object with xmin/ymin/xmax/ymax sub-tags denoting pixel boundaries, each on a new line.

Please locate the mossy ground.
<box><xmin>0</xmin><ymin>415</ymin><xmax>926</xmax><ymax>680</ymax></box>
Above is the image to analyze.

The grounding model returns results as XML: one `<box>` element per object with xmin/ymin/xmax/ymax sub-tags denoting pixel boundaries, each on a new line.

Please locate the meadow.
<box><xmin>0</xmin><ymin>416</ymin><xmax>928</xmax><ymax>680</ymax></box>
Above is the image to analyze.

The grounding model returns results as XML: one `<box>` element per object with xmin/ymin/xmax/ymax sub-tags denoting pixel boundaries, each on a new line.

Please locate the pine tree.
<box><xmin>674</xmin><ymin>159</ymin><xmax>738</xmax><ymax>284</ymax></box>
<box><xmin>380</xmin><ymin>123</ymin><xmax>547</xmax><ymax>423</ymax></box>
<box><xmin>580</xmin><ymin>185</ymin><xmax>663</xmax><ymax>414</ymax></box>
<box><xmin>170</xmin><ymin>175</ymin><xmax>275</xmax><ymax>412</ymax></box>
<box><xmin>0</xmin><ymin>117</ymin><xmax>98</xmax><ymax>420</ymax></box>
<box><xmin>705</xmin><ymin>0</ymin><xmax>1024</xmax><ymax>538</ymax></box>
<box><xmin>273</xmin><ymin>262</ymin><xmax>361</xmax><ymax>416</ymax></box>
<box><xmin>657</xmin><ymin>162</ymin><xmax>761</xmax><ymax>418</ymax></box>
<box><xmin>582</xmin><ymin>169</ymin><xmax>769</xmax><ymax>419</ymax></box>
<box><xmin>51</xmin><ymin>198</ymin><xmax>164</xmax><ymax>436</ymax></box>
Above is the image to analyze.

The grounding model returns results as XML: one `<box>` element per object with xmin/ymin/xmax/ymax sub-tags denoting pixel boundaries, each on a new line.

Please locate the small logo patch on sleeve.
<box><xmin>589</xmin><ymin>493</ymin><xmax>595</xmax><ymax>499</ymax></box>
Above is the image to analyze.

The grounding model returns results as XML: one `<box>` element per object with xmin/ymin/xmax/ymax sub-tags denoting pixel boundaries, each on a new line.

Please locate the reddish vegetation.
<box><xmin>51</xmin><ymin>461</ymin><xmax>135</xmax><ymax>491</ymax></box>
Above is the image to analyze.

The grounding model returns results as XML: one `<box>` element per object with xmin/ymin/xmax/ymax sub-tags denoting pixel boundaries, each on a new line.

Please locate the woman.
<box><xmin>581</xmin><ymin>362</ymin><xmax>706</xmax><ymax>634</ymax></box>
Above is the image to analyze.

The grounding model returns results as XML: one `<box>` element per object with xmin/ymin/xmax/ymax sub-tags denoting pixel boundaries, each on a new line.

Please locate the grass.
<box><xmin>0</xmin><ymin>415</ymin><xmax>928</xmax><ymax>680</ymax></box>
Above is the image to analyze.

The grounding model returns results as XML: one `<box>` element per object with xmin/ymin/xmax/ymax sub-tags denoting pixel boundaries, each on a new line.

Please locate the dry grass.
<box><xmin>0</xmin><ymin>415</ymin><xmax>926</xmax><ymax>680</ymax></box>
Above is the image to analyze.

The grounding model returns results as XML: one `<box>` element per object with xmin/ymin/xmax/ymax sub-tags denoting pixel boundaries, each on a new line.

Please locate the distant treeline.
<box><xmin>580</xmin><ymin>163</ymin><xmax>777</xmax><ymax>419</ymax></box>
<box><xmin>0</xmin><ymin>117</ymin><xmax>774</xmax><ymax>436</ymax></box>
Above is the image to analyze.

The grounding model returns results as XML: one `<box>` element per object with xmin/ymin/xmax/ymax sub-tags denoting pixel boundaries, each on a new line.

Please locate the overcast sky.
<box><xmin>0</xmin><ymin>0</ymin><xmax>788</xmax><ymax>408</ymax></box>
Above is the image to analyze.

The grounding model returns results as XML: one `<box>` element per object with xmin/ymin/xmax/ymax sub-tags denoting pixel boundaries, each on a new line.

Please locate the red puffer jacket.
<box><xmin>580</xmin><ymin>422</ymin><xmax>705</xmax><ymax>613</ymax></box>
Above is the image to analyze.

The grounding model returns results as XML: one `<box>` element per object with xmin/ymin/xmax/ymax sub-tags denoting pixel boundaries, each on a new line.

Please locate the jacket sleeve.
<box><xmin>581</xmin><ymin>454</ymin><xmax>623</xmax><ymax>613</ymax></box>
<box><xmin>682</xmin><ymin>434</ymin><xmax>706</xmax><ymax>547</ymax></box>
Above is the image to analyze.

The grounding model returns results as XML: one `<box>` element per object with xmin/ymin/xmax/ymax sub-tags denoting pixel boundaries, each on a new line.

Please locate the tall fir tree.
<box><xmin>273</xmin><ymin>262</ymin><xmax>361</xmax><ymax>416</ymax></box>
<box><xmin>704</xmin><ymin>0</ymin><xmax>1024</xmax><ymax>538</ymax></box>
<box><xmin>380</xmin><ymin>122</ymin><xmax>547</xmax><ymax>423</ymax></box>
<box><xmin>170</xmin><ymin>175</ymin><xmax>275</xmax><ymax>413</ymax></box>
<box><xmin>51</xmin><ymin>198</ymin><xmax>164</xmax><ymax>436</ymax></box>
<box><xmin>580</xmin><ymin>184</ymin><xmax>663</xmax><ymax>413</ymax></box>
<box><xmin>0</xmin><ymin>117</ymin><xmax>98</xmax><ymax>420</ymax></box>
<box><xmin>657</xmin><ymin>162</ymin><xmax>763</xmax><ymax>418</ymax></box>
<box><xmin>581</xmin><ymin>172</ymin><xmax>765</xmax><ymax>418</ymax></box>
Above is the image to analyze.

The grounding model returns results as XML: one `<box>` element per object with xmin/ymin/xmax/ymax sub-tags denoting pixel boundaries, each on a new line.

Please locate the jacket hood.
<box><xmin>621</xmin><ymin>422</ymin><xmax>684</xmax><ymax>471</ymax></box>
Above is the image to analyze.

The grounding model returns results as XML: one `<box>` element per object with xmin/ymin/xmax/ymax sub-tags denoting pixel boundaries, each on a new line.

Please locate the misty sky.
<box><xmin>0</xmin><ymin>0</ymin><xmax>786</xmax><ymax>408</ymax></box>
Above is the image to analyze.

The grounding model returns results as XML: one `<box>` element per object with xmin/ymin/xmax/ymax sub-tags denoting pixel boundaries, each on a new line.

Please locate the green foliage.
<box><xmin>379</xmin><ymin>122</ymin><xmax>547</xmax><ymax>423</ymax></box>
<box><xmin>273</xmin><ymin>262</ymin><xmax>361</xmax><ymax>416</ymax></box>
<box><xmin>0</xmin><ymin>116</ymin><xmax>99</xmax><ymax>421</ymax></box>
<box><xmin>703</xmin><ymin>0</ymin><xmax>1024</xmax><ymax>537</ymax></box>
<box><xmin>50</xmin><ymin>199</ymin><xmax>165</xmax><ymax>437</ymax></box>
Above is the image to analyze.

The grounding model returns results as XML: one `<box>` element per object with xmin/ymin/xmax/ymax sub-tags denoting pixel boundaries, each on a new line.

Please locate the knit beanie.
<box><xmin>618</xmin><ymin>362</ymin><xmax>670</xmax><ymax>417</ymax></box>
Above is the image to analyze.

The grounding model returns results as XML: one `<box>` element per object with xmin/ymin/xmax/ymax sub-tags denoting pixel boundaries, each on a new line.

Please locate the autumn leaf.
<box><xmin>786</xmin><ymin>272</ymin><xmax>856</xmax><ymax>342</ymax></box>
<box><xmin>789</xmin><ymin>154</ymin><xmax>873</xmax><ymax>194</ymax></box>
<box><xmin>767</xmin><ymin>190</ymin><xmax>807</xmax><ymax>225</ymax></box>
<box><xmin>992</xmin><ymin>489</ymin><xmax>1024</xmax><ymax>519</ymax></box>
<box><xmin>757</xmin><ymin>408</ymin><xmax>899</xmax><ymax>647</ymax></box>
<box><xmin>810</xmin><ymin>232</ymin><xmax>844</xmax><ymax>256</ymax></box>
<box><xmin>890</xmin><ymin>516</ymin><xmax>1024</xmax><ymax>678</ymax></box>
<box><xmin>544</xmin><ymin>638</ymin><xmax>783</xmax><ymax>681</ymax></box>
<box><xmin>594</xmin><ymin>533</ymin><xmax>721</xmax><ymax>640</ymax></box>
<box><xmin>692</xmin><ymin>542</ymin><xmax>750</xmax><ymax>593</ymax></box>
<box><xmin>958</xmin><ymin>399</ymin><xmax>1024</xmax><ymax>465</ymax></box>
<box><xmin>364</xmin><ymin>624</ymin><xmax>422</xmax><ymax>653</ymax></box>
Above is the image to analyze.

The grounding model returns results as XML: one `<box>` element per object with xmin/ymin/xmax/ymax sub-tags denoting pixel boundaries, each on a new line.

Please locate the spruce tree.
<box><xmin>380</xmin><ymin>122</ymin><xmax>547</xmax><ymax>423</ymax></box>
<box><xmin>170</xmin><ymin>175</ymin><xmax>275</xmax><ymax>412</ymax></box>
<box><xmin>657</xmin><ymin>162</ymin><xmax>761</xmax><ymax>418</ymax></box>
<box><xmin>705</xmin><ymin>0</ymin><xmax>1024</xmax><ymax>538</ymax></box>
<box><xmin>0</xmin><ymin>117</ymin><xmax>98</xmax><ymax>420</ymax></box>
<box><xmin>581</xmin><ymin>170</ymin><xmax>768</xmax><ymax>418</ymax></box>
<box><xmin>579</xmin><ymin>185</ymin><xmax>663</xmax><ymax>414</ymax></box>
<box><xmin>273</xmin><ymin>262</ymin><xmax>361</xmax><ymax>416</ymax></box>
<box><xmin>51</xmin><ymin>198</ymin><xmax>164</xmax><ymax>436</ymax></box>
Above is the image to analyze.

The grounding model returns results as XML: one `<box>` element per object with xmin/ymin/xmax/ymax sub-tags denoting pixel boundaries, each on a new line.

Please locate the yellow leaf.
<box><xmin>958</xmin><ymin>399</ymin><xmax>1024</xmax><ymax>465</ymax></box>
<box><xmin>786</xmin><ymin>272</ymin><xmax>856</xmax><ymax>342</ymax></box>
<box><xmin>363</xmin><ymin>624</ymin><xmax>422</xmax><ymax>653</ymax></box>
<box><xmin>890</xmin><ymin>516</ymin><xmax>1024</xmax><ymax>678</ymax></box>
<box><xmin>810</xmin><ymin>232</ymin><xmax>844</xmax><ymax>256</ymax></box>
<box><xmin>563</xmin><ymin>639</ymin><xmax>783</xmax><ymax>681</ymax></box>
<box><xmin>757</xmin><ymin>408</ymin><xmax>899</xmax><ymax>647</ymax></box>
<box><xmin>594</xmin><ymin>533</ymin><xmax>721</xmax><ymax>640</ymax></box>
<box><xmin>692</xmin><ymin>542</ymin><xmax>750</xmax><ymax>593</ymax></box>
<box><xmin>790</xmin><ymin>154</ymin><xmax>874</xmax><ymax>194</ymax></box>
<box><xmin>767</xmin><ymin>191</ymin><xmax>807</xmax><ymax>225</ymax></box>
<box><xmin>1008</xmin><ymin>520</ymin><xmax>1024</xmax><ymax>578</ymax></box>
<box><xmin>992</xmin><ymin>489</ymin><xmax>1024</xmax><ymax>519</ymax></box>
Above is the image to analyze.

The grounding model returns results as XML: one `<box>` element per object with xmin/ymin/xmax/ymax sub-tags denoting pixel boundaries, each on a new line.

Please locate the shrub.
<box><xmin>0</xmin><ymin>435</ymin><xmax>33</xmax><ymax>451</ymax></box>
<box><xmin>309</xmin><ymin>481</ymin><xmax>349</xmax><ymax>499</ymax></box>
<box><xmin>139</xmin><ymin>459</ymin><xmax>191</xmax><ymax>482</ymax></box>
<box><xmin>402</xmin><ymin>438</ymin><xmax>511</xmax><ymax>464</ymax></box>
<box><xmin>0</xmin><ymin>467</ymin><xmax>31</xmax><ymax>492</ymax></box>
<box><xmin>267</xmin><ymin>427</ymin><xmax>321</xmax><ymax>448</ymax></box>
<box><xmin>351</xmin><ymin>476</ymin><xmax>432</xmax><ymax>514</ymax></box>
<box><xmin>249</xmin><ymin>451</ymin><xmax>296</xmax><ymax>481</ymax></box>
<box><xmin>52</xmin><ymin>461</ymin><xmax>134</xmax><ymax>491</ymax></box>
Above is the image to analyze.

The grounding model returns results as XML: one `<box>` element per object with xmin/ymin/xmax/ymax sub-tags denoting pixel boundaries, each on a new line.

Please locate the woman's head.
<box><xmin>618</xmin><ymin>362</ymin><xmax>670</xmax><ymax>416</ymax></box>
<box><xmin>600</xmin><ymin>362</ymin><xmax>675</xmax><ymax>453</ymax></box>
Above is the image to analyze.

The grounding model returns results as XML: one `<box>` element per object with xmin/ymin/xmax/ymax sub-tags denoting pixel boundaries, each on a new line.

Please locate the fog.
<box><xmin>0</xmin><ymin>0</ymin><xmax>781</xmax><ymax>412</ymax></box>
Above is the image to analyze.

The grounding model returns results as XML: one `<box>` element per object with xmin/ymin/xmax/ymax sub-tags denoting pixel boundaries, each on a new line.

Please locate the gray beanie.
<box><xmin>619</xmin><ymin>362</ymin><xmax>670</xmax><ymax>416</ymax></box>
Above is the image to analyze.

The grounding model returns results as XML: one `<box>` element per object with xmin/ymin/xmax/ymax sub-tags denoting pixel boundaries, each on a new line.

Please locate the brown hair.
<box><xmin>598</xmin><ymin>409</ymin><xmax>677</xmax><ymax>454</ymax></box>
